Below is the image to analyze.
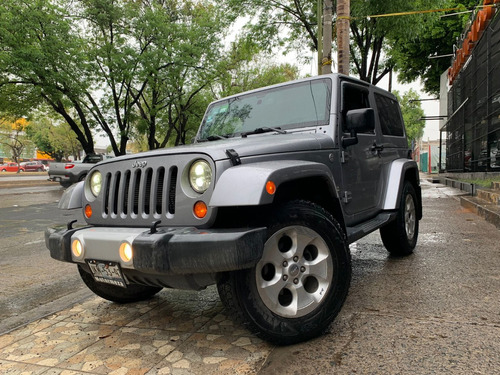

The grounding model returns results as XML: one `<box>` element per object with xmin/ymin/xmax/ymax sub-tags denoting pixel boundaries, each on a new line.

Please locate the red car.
<box><xmin>0</xmin><ymin>162</ymin><xmax>25</xmax><ymax>172</ymax></box>
<box><xmin>21</xmin><ymin>161</ymin><xmax>48</xmax><ymax>172</ymax></box>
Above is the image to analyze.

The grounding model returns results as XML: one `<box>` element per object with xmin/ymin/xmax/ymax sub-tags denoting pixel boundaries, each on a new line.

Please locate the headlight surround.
<box><xmin>89</xmin><ymin>170</ymin><xmax>102</xmax><ymax>197</ymax></box>
<box><xmin>189</xmin><ymin>160</ymin><xmax>212</xmax><ymax>193</ymax></box>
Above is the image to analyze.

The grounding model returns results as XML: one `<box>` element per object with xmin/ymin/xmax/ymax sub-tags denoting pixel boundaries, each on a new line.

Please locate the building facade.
<box><xmin>444</xmin><ymin>3</ymin><xmax>500</xmax><ymax>172</ymax></box>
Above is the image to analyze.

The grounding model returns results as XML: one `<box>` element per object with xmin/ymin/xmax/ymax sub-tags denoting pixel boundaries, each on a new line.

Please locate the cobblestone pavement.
<box><xmin>0</xmin><ymin>287</ymin><xmax>272</xmax><ymax>374</ymax></box>
<box><xmin>1</xmin><ymin>178</ymin><xmax>499</xmax><ymax>374</ymax></box>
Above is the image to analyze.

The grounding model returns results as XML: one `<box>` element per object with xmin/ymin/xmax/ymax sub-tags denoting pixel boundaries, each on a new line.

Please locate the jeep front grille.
<box><xmin>103</xmin><ymin>166</ymin><xmax>178</xmax><ymax>219</ymax></box>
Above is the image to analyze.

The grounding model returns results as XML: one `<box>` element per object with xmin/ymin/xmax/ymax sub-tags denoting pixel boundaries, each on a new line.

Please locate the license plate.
<box><xmin>87</xmin><ymin>260</ymin><xmax>126</xmax><ymax>288</ymax></box>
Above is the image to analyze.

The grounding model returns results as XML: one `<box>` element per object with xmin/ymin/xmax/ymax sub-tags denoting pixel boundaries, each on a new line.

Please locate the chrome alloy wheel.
<box><xmin>256</xmin><ymin>225</ymin><xmax>333</xmax><ymax>318</ymax></box>
<box><xmin>405</xmin><ymin>194</ymin><xmax>416</xmax><ymax>241</ymax></box>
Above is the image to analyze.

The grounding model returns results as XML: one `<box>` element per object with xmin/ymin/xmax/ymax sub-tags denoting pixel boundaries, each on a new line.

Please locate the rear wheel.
<box><xmin>217</xmin><ymin>200</ymin><xmax>351</xmax><ymax>345</ymax></box>
<box><xmin>380</xmin><ymin>181</ymin><xmax>419</xmax><ymax>256</ymax></box>
<box><xmin>78</xmin><ymin>265</ymin><xmax>162</xmax><ymax>303</ymax></box>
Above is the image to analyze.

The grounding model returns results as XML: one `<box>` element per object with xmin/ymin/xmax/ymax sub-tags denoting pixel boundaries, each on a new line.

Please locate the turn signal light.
<box><xmin>266</xmin><ymin>180</ymin><xmax>276</xmax><ymax>195</ymax></box>
<box><xmin>193</xmin><ymin>201</ymin><xmax>208</xmax><ymax>219</ymax></box>
<box><xmin>84</xmin><ymin>204</ymin><xmax>93</xmax><ymax>219</ymax></box>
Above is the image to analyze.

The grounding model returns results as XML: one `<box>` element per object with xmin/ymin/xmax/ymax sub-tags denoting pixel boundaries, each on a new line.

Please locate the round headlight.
<box><xmin>89</xmin><ymin>171</ymin><xmax>102</xmax><ymax>197</ymax></box>
<box><xmin>189</xmin><ymin>160</ymin><xmax>212</xmax><ymax>193</ymax></box>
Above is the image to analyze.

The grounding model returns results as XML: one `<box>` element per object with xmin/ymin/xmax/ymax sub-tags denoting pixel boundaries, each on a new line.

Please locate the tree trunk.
<box><xmin>337</xmin><ymin>0</ymin><xmax>350</xmax><ymax>75</ymax></box>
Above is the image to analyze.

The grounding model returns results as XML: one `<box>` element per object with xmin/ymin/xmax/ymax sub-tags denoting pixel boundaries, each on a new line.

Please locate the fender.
<box><xmin>210</xmin><ymin>160</ymin><xmax>337</xmax><ymax>207</ymax></box>
<box><xmin>383</xmin><ymin>159</ymin><xmax>422</xmax><ymax>218</ymax></box>
<box><xmin>58</xmin><ymin>181</ymin><xmax>84</xmax><ymax>209</ymax></box>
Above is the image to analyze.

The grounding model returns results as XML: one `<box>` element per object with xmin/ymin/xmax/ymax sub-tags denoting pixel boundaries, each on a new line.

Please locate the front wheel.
<box><xmin>217</xmin><ymin>200</ymin><xmax>351</xmax><ymax>345</ymax></box>
<box><xmin>78</xmin><ymin>265</ymin><xmax>162</xmax><ymax>303</ymax></box>
<box><xmin>380</xmin><ymin>181</ymin><xmax>419</xmax><ymax>256</ymax></box>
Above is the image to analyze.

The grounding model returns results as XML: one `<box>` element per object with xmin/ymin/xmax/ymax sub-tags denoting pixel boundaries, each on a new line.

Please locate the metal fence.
<box><xmin>445</xmin><ymin>13</ymin><xmax>500</xmax><ymax>172</ymax></box>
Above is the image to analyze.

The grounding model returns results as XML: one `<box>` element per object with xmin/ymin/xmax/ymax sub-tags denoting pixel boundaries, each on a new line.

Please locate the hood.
<box><xmin>97</xmin><ymin>133</ymin><xmax>335</xmax><ymax>166</ymax></box>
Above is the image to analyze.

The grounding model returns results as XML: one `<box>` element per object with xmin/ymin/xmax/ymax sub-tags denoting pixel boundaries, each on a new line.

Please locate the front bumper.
<box><xmin>45</xmin><ymin>225</ymin><xmax>266</xmax><ymax>276</ymax></box>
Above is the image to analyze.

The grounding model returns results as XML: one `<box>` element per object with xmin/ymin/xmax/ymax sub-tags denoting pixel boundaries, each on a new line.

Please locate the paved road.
<box><xmin>0</xmin><ymin>178</ymin><xmax>499</xmax><ymax>374</ymax></box>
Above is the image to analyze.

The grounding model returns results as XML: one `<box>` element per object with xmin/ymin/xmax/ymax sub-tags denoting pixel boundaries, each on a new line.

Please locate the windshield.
<box><xmin>198</xmin><ymin>78</ymin><xmax>332</xmax><ymax>140</ymax></box>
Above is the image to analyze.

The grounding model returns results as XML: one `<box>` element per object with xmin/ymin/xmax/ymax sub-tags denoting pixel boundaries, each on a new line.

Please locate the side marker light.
<box><xmin>266</xmin><ymin>181</ymin><xmax>276</xmax><ymax>195</ymax></box>
<box><xmin>84</xmin><ymin>204</ymin><xmax>92</xmax><ymax>219</ymax></box>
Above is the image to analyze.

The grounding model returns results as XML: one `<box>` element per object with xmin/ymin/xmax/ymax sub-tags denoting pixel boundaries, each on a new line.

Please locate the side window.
<box><xmin>375</xmin><ymin>93</ymin><xmax>405</xmax><ymax>137</ymax></box>
<box><xmin>341</xmin><ymin>83</ymin><xmax>370</xmax><ymax>133</ymax></box>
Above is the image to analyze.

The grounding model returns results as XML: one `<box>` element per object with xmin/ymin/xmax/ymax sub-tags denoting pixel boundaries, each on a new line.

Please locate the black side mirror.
<box><xmin>342</xmin><ymin>108</ymin><xmax>375</xmax><ymax>148</ymax></box>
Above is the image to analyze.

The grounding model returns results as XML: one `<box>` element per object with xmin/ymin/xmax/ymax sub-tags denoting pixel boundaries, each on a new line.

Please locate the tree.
<box><xmin>228</xmin><ymin>0</ymin><xmax>473</xmax><ymax>92</ymax></box>
<box><xmin>0</xmin><ymin>0</ymin><xmax>241</xmax><ymax>155</ymax></box>
<box><xmin>393</xmin><ymin>89</ymin><xmax>425</xmax><ymax>148</ymax></box>
<box><xmin>390</xmin><ymin>0</ymin><xmax>477</xmax><ymax>95</ymax></box>
<box><xmin>130</xmin><ymin>1</ymin><xmax>238</xmax><ymax>149</ymax></box>
<box><xmin>0</xmin><ymin>118</ymin><xmax>29</xmax><ymax>170</ymax></box>
<box><xmin>226</xmin><ymin>0</ymin><xmax>319</xmax><ymax>54</ymax></box>
<box><xmin>0</xmin><ymin>0</ymin><xmax>97</xmax><ymax>155</ymax></box>
<box><xmin>349</xmin><ymin>0</ymin><xmax>450</xmax><ymax>85</ymax></box>
<box><xmin>214</xmin><ymin>38</ymin><xmax>300</xmax><ymax>98</ymax></box>
<box><xmin>25</xmin><ymin>113</ymin><xmax>82</xmax><ymax>161</ymax></box>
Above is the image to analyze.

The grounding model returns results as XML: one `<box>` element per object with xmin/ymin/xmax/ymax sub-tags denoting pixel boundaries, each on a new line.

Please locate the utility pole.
<box><xmin>336</xmin><ymin>0</ymin><xmax>350</xmax><ymax>75</ymax></box>
<box><xmin>317</xmin><ymin>0</ymin><xmax>323</xmax><ymax>75</ymax></box>
<box><xmin>321</xmin><ymin>0</ymin><xmax>333</xmax><ymax>75</ymax></box>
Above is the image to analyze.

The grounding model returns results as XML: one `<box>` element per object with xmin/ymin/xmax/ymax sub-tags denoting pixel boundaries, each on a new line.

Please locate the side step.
<box><xmin>346</xmin><ymin>212</ymin><xmax>396</xmax><ymax>244</ymax></box>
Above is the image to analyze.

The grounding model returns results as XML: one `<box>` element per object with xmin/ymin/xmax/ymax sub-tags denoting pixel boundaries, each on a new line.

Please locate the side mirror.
<box><xmin>342</xmin><ymin>108</ymin><xmax>375</xmax><ymax>148</ymax></box>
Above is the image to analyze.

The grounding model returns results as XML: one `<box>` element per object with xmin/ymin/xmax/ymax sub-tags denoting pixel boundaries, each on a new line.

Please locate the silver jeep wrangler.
<box><xmin>46</xmin><ymin>73</ymin><xmax>422</xmax><ymax>345</ymax></box>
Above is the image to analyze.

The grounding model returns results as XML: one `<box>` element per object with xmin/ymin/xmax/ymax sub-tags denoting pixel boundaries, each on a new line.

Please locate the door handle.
<box><xmin>370</xmin><ymin>142</ymin><xmax>384</xmax><ymax>152</ymax></box>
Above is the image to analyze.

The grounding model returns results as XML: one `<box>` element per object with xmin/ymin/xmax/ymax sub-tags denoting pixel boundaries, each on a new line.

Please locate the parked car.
<box><xmin>0</xmin><ymin>162</ymin><xmax>25</xmax><ymax>172</ymax></box>
<box><xmin>21</xmin><ymin>161</ymin><xmax>48</xmax><ymax>172</ymax></box>
<box><xmin>46</xmin><ymin>73</ymin><xmax>422</xmax><ymax>345</ymax></box>
<box><xmin>48</xmin><ymin>154</ymin><xmax>113</xmax><ymax>187</ymax></box>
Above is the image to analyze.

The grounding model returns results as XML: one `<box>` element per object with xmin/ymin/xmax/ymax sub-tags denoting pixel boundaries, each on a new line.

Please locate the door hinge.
<box><xmin>342</xmin><ymin>191</ymin><xmax>352</xmax><ymax>204</ymax></box>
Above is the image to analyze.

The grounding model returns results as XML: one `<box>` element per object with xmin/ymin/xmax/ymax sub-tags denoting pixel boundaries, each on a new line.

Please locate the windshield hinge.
<box><xmin>225</xmin><ymin>149</ymin><xmax>241</xmax><ymax>166</ymax></box>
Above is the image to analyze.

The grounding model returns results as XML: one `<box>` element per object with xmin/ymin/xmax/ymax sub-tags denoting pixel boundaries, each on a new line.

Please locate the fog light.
<box><xmin>119</xmin><ymin>242</ymin><xmax>133</xmax><ymax>263</ymax></box>
<box><xmin>193</xmin><ymin>201</ymin><xmax>208</xmax><ymax>219</ymax></box>
<box><xmin>84</xmin><ymin>204</ymin><xmax>92</xmax><ymax>218</ymax></box>
<box><xmin>72</xmin><ymin>239</ymin><xmax>83</xmax><ymax>258</ymax></box>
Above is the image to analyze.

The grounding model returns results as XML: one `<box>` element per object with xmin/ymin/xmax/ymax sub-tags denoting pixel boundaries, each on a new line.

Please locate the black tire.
<box><xmin>78</xmin><ymin>265</ymin><xmax>162</xmax><ymax>303</ymax></box>
<box><xmin>380</xmin><ymin>181</ymin><xmax>419</xmax><ymax>256</ymax></box>
<box><xmin>217</xmin><ymin>200</ymin><xmax>351</xmax><ymax>345</ymax></box>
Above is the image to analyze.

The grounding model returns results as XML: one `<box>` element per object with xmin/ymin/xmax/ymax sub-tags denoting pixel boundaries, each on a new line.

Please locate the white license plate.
<box><xmin>87</xmin><ymin>260</ymin><xmax>126</xmax><ymax>288</ymax></box>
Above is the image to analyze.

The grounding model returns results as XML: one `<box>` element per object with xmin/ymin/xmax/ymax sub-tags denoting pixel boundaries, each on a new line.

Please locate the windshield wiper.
<box><xmin>241</xmin><ymin>127</ymin><xmax>287</xmax><ymax>138</ymax></box>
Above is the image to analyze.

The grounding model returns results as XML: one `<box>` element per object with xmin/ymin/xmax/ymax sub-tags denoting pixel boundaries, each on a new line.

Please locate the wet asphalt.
<box><xmin>0</xmin><ymin>175</ymin><xmax>499</xmax><ymax>374</ymax></box>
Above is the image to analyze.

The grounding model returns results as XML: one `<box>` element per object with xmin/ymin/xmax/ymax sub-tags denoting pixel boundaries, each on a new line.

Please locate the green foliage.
<box><xmin>226</xmin><ymin>0</ymin><xmax>318</xmax><ymax>54</ymax></box>
<box><xmin>24</xmin><ymin>112</ymin><xmax>82</xmax><ymax>161</ymax></box>
<box><xmin>215</xmin><ymin>38</ymin><xmax>300</xmax><ymax>98</ymax></box>
<box><xmin>0</xmin><ymin>0</ymin><xmax>248</xmax><ymax>153</ymax></box>
<box><xmin>0</xmin><ymin>117</ymin><xmax>29</xmax><ymax>165</ymax></box>
<box><xmin>349</xmin><ymin>0</ymin><xmax>449</xmax><ymax>85</ymax></box>
<box><xmin>392</xmin><ymin>89</ymin><xmax>425</xmax><ymax>147</ymax></box>
<box><xmin>0</xmin><ymin>0</ymin><xmax>302</xmax><ymax>154</ymax></box>
<box><xmin>390</xmin><ymin>0</ymin><xmax>478</xmax><ymax>95</ymax></box>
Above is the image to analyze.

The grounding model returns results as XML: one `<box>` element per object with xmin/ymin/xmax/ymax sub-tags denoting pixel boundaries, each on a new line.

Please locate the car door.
<box><xmin>338</xmin><ymin>81</ymin><xmax>384</xmax><ymax>221</ymax></box>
